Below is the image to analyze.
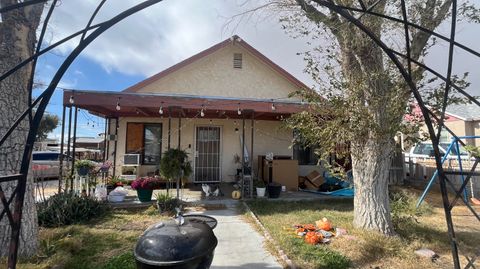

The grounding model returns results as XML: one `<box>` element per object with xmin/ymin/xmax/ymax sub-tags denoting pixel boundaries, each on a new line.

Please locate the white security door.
<box><xmin>194</xmin><ymin>126</ymin><xmax>221</xmax><ymax>182</ymax></box>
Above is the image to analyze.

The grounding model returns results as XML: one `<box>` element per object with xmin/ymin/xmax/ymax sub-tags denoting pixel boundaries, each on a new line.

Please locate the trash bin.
<box><xmin>134</xmin><ymin>215</ymin><xmax>218</xmax><ymax>269</ymax></box>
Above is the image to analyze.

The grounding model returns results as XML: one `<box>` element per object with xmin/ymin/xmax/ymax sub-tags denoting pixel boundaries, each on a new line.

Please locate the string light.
<box><xmin>69</xmin><ymin>95</ymin><xmax>74</xmax><ymax>104</ymax></box>
<box><xmin>271</xmin><ymin>102</ymin><xmax>276</xmax><ymax>111</ymax></box>
<box><xmin>237</xmin><ymin>103</ymin><xmax>242</xmax><ymax>115</ymax></box>
<box><xmin>159</xmin><ymin>106</ymin><xmax>163</xmax><ymax>115</ymax></box>
<box><xmin>200</xmin><ymin>107</ymin><xmax>205</xmax><ymax>117</ymax></box>
<box><xmin>116</xmin><ymin>97</ymin><xmax>121</xmax><ymax>111</ymax></box>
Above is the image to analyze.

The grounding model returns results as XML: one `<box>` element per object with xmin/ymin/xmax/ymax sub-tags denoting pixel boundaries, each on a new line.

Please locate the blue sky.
<box><xmin>33</xmin><ymin>1</ymin><xmax>480</xmax><ymax>140</ymax></box>
<box><xmin>35</xmin><ymin>53</ymin><xmax>144</xmax><ymax>139</ymax></box>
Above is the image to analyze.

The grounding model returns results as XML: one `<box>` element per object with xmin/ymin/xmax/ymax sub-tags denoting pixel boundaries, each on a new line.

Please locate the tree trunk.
<box><xmin>351</xmin><ymin>138</ymin><xmax>395</xmax><ymax>235</ymax></box>
<box><xmin>0</xmin><ymin>0</ymin><xmax>44</xmax><ymax>257</ymax></box>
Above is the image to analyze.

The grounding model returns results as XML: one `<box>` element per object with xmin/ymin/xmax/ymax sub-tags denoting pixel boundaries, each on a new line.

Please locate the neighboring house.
<box><xmin>34</xmin><ymin>138</ymin><xmax>59</xmax><ymax>151</ymax></box>
<box><xmin>73</xmin><ymin>136</ymin><xmax>105</xmax><ymax>161</ymax></box>
<box><xmin>63</xmin><ymin>36</ymin><xmax>316</xmax><ymax>183</ymax></box>
<box><xmin>75</xmin><ymin>135</ymin><xmax>105</xmax><ymax>151</ymax></box>
<box><xmin>441</xmin><ymin>102</ymin><xmax>480</xmax><ymax>146</ymax></box>
<box><xmin>403</xmin><ymin>102</ymin><xmax>480</xmax><ymax>150</ymax></box>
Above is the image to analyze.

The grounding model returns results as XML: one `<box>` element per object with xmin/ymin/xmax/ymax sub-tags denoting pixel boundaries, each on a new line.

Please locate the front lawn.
<box><xmin>12</xmin><ymin>206</ymin><xmax>162</xmax><ymax>269</ymax></box>
<box><xmin>246</xmin><ymin>188</ymin><xmax>479</xmax><ymax>269</ymax></box>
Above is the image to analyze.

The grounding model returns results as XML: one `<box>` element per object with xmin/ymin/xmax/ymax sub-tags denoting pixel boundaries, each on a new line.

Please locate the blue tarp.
<box><xmin>301</xmin><ymin>188</ymin><xmax>355</xmax><ymax>197</ymax></box>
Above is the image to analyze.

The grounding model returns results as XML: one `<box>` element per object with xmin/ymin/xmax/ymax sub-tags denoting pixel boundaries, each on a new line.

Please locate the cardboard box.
<box><xmin>271</xmin><ymin>159</ymin><xmax>299</xmax><ymax>191</ymax></box>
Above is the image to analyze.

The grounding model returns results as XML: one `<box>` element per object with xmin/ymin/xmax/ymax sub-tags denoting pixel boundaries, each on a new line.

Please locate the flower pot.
<box><xmin>137</xmin><ymin>189</ymin><xmax>153</xmax><ymax>202</ymax></box>
<box><xmin>77</xmin><ymin>167</ymin><xmax>89</xmax><ymax>176</ymax></box>
<box><xmin>106</xmin><ymin>185</ymin><xmax>115</xmax><ymax>194</ymax></box>
<box><xmin>256</xmin><ymin>187</ymin><xmax>266</xmax><ymax>197</ymax></box>
<box><xmin>268</xmin><ymin>182</ymin><xmax>282</xmax><ymax>199</ymax></box>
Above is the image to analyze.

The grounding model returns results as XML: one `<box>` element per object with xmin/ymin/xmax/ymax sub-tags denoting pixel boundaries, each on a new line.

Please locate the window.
<box><xmin>143</xmin><ymin>124</ymin><xmax>162</xmax><ymax>165</ymax></box>
<box><xmin>293</xmin><ymin>145</ymin><xmax>319</xmax><ymax>165</ymax></box>
<box><xmin>126</xmin><ymin>123</ymin><xmax>162</xmax><ymax>165</ymax></box>
<box><xmin>233</xmin><ymin>53</ymin><xmax>242</xmax><ymax>69</ymax></box>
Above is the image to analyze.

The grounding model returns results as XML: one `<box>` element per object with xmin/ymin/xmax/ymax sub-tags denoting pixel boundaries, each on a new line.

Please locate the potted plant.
<box><xmin>254</xmin><ymin>180</ymin><xmax>266</xmax><ymax>197</ymax></box>
<box><xmin>131</xmin><ymin>176</ymin><xmax>163</xmax><ymax>202</ymax></box>
<box><xmin>159</xmin><ymin>148</ymin><xmax>192</xmax><ymax>199</ymax></box>
<box><xmin>74</xmin><ymin>160</ymin><xmax>96</xmax><ymax>176</ymax></box>
<box><xmin>155</xmin><ymin>192</ymin><xmax>178</xmax><ymax>214</ymax></box>
<box><xmin>106</xmin><ymin>175</ymin><xmax>124</xmax><ymax>194</ymax></box>
<box><xmin>268</xmin><ymin>181</ymin><xmax>282</xmax><ymax>199</ymax></box>
<box><xmin>99</xmin><ymin>160</ymin><xmax>112</xmax><ymax>173</ymax></box>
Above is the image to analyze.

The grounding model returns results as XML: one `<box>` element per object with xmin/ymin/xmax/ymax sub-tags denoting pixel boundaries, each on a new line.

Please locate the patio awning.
<box><xmin>63</xmin><ymin>90</ymin><xmax>307</xmax><ymax>120</ymax></box>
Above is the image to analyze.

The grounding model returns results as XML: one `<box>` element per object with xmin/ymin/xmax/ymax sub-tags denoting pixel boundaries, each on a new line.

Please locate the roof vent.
<box><xmin>233</xmin><ymin>53</ymin><xmax>242</xmax><ymax>69</ymax></box>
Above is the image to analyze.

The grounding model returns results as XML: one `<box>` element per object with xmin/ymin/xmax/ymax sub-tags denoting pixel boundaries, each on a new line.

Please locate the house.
<box><xmin>440</xmin><ymin>102</ymin><xmax>480</xmax><ymax>146</ymax></box>
<box><xmin>73</xmin><ymin>136</ymin><xmax>105</xmax><ymax>161</ymax></box>
<box><xmin>75</xmin><ymin>135</ymin><xmax>105</xmax><ymax>150</ymax></box>
<box><xmin>403</xmin><ymin>102</ymin><xmax>480</xmax><ymax>150</ymax></box>
<box><xmin>34</xmin><ymin>138</ymin><xmax>59</xmax><ymax>151</ymax></box>
<box><xmin>63</xmin><ymin>36</ymin><xmax>318</xmax><ymax>185</ymax></box>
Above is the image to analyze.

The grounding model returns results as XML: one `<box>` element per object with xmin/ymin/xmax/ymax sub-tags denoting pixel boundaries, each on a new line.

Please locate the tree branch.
<box><xmin>295</xmin><ymin>0</ymin><xmax>343</xmax><ymax>38</ymax></box>
<box><xmin>410</xmin><ymin>0</ymin><xmax>452</xmax><ymax>60</ymax></box>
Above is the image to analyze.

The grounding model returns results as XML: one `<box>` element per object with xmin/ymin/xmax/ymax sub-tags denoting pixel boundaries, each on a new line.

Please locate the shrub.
<box><xmin>37</xmin><ymin>192</ymin><xmax>109</xmax><ymax>227</ymax></box>
<box><xmin>155</xmin><ymin>192</ymin><xmax>178</xmax><ymax>213</ymax></box>
<box><xmin>389</xmin><ymin>188</ymin><xmax>432</xmax><ymax>230</ymax></box>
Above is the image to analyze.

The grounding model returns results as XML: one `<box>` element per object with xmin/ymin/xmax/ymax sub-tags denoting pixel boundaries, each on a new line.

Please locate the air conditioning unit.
<box><xmin>123</xmin><ymin>154</ymin><xmax>140</xmax><ymax>166</ymax></box>
<box><xmin>108</xmin><ymin>134</ymin><xmax>117</xmax><ymax>141</ymax></box>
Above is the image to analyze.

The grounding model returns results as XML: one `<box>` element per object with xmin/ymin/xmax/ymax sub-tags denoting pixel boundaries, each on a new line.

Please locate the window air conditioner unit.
<box><xmin>123</xmin><ymin>154</ymin><xmax>140</xmax><ymax>165</ymax></box>
<box><xmin>108</xmin><ymin>134</ymin><xmax>117</xmax><ymax>141</ymax></box>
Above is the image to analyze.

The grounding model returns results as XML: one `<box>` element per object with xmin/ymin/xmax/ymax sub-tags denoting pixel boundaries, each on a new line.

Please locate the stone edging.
<box><xmin>242</xmin><ymin>201</ymin><xmax>296</xmax><ymax>269</ymax></box>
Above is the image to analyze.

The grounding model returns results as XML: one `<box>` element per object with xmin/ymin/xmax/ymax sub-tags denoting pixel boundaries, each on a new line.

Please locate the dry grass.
<box><xmin>7</xmin><ymin>206</ymin><xmax>166</xmax><ymax>269</ymax></box>
<box><xmin>246</xmin><ymin>187</ymin><xmax>479</xmax><ymax>269</ymax></box>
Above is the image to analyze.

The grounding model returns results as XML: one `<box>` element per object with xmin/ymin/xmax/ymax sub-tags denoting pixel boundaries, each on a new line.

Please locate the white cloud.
<box><xmin>41</xmin><ymin>0</ymin><xmax>479</xmax><ymax>96</ymax></box>
<box><xmin>45</xmin><ymin>1</ymin><xmax>301</xmax><ymax>77</ymax></box>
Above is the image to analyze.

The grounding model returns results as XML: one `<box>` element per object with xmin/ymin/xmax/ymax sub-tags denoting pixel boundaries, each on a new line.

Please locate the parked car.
<box><xmin>405</xmin><ymin>141</ymin><xmax>470</xmax><ymax>162</ymax></box>
<box><xmin>32</xmin><ymin>151</ymin><xmax>71</xmax><ymax>179</ymax></box>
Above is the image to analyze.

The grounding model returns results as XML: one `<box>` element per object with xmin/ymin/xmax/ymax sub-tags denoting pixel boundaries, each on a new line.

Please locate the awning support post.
<box><xmin>58</xmin><ymin>105</ymin><xmax>66</xmax><ymax>193</ymax></box>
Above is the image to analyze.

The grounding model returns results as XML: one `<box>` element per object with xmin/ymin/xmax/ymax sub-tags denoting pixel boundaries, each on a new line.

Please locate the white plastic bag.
<box><xmin>110</xmin><ymin>186</ymin><xmax>128</xmax><ymax>196</ymax></box>
<box><xmin>94</xmin><ymin>184</ymin><xmax>107</xmax><ymax>201</ymax></box>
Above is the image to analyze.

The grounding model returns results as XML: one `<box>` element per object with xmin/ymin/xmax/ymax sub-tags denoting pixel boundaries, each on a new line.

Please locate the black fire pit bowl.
<box><xmin>134</xmin><ymin>216</ymin><xmax>218</xmax><ymax>269</ymax></box>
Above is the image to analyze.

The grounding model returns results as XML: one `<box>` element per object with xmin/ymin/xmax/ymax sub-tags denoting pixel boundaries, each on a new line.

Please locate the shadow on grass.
<box><xmin>247</xmin><ymin>199</ymin><xmax>354</xmax><ymax>216</ymax></box>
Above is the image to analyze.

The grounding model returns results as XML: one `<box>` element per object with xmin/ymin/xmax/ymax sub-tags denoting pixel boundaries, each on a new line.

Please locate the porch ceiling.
<box><xmin>63</xmin><ymin>90</ymin><xmax>306</xmax><ymax>120</ymax></box>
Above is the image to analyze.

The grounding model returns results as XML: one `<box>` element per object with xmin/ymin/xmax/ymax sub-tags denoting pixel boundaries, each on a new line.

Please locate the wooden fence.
<box><xmin>404</xmin><ymin>156</ymin><xmax>480</xmax><ymax>197</ymax></box>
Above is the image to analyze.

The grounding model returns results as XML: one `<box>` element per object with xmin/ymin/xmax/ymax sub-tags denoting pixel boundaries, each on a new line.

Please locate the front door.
<box><xmin>194</xmin><ymin>126</ymin><xmax>221</xmax><ymax>183</ymax></box>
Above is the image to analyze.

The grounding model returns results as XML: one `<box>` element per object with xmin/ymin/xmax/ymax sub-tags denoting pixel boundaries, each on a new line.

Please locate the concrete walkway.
<box><xmin>195</xmin><ymin>202</ymin><xmax>282</xmax><ymax>269</ymax></box>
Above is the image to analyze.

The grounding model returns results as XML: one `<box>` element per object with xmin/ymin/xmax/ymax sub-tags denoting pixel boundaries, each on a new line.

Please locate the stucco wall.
<box><xmin>473</xmin><ymin>120</ymin><xmax>480</xmax><ymax>146</ymax></box>
<box><xmin>108</xmin><ymin>116</ymin><xmax>293</xmax><ymax>182</ymax></box>
<box><xmin>135</xmin><ymin>43</ymin><xmax>301</xmax><ymax>100</ymax></box>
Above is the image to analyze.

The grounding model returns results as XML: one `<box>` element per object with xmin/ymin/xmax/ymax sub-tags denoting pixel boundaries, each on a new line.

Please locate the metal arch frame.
<box><xmin>0</xmin><ymin>1</ymin><xmax>165</xmax><ymax>268</ymax></box>
<box><xmin>0</xmin><ymin>0</ymin><xmax>478</xmax><ymax>268</ymax></box>
<box><xmin>309</xmin><ymin>1</ymin><xmax>479</xmax><ymax>268</ymax></box>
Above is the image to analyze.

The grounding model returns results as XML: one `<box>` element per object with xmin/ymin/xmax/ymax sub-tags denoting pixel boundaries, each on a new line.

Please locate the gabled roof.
<box><xmin>446</xmin><ymin>101</ymin><xmax>480</xmax><ymax>121</ymax></box>
<box><xmin>123</xmin><ymin>35</ymin><xmax>309</xmax><ymax>93</ymax></box>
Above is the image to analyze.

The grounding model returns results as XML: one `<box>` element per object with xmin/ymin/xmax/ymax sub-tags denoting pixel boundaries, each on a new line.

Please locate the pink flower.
<box><xmin>131</xmin><ymin>177</ymin><xmax>163</xmax><ymax>190</ymax></box>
